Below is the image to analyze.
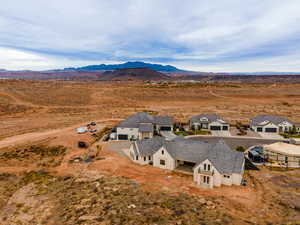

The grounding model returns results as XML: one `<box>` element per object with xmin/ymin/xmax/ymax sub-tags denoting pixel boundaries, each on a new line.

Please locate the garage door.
<box><xmin>210</xmin><ymin>126</ymin><xmax>221</xmax><ymax>131</ymax></box>
<box><xmin>160</xmin><ymin>126</ymin><xmax>171</xmax><ymax>131</ymax></box>
<box><xmin>222</xmin><ymin>126</ymin><xmax>229</xmax><ymax>131</ymax></box>
<box><xmin>265</xmin><ymin>128</ymin><xmax>277</xmax><ymax>133</ymax></box>
<box><xmin>118</xmin><ymin>134</ymin><xmax>128</xmax><ymax>140</ymax></box>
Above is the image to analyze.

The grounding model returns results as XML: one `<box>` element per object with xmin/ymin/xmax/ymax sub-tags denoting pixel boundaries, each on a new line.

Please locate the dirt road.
<box><xmin>0</xmin><ymin>125</ymin><xmax>80</xmax><ymax>149</ymax></box>
<box><xmin>0</xmin><ymin>120</ymin><xmax>109</xmax><ymax>149</ymax></box>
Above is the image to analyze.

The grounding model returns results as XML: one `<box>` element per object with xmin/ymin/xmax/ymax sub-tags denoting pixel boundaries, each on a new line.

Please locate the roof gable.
<box><xmin>190</xmin><ymin>114</ymin><xmax>227</xmax><ymax>124</ymax></box>
<box><xmin>251</xmin><ymin>115</ymin><xmax>293</xmax><ymax>126</ymax></box>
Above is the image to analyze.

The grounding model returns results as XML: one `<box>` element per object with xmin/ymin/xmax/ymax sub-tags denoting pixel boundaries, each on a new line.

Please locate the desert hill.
<box><xmin>98</xmin><ymin>67</ymin><xmax>172</xmax><ymax>81</ymax></box>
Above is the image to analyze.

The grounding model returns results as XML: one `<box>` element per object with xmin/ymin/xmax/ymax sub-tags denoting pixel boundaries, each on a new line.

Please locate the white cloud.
<box><xmin>0</xmin><ymin>0</ymin><xmax>300</xmax><ymax>71</ymax></box>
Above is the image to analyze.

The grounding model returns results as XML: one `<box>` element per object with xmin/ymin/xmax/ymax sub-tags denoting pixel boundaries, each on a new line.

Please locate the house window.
<box><xmin>285</xmin><ymin>156</ymin><xmax>288</xmax><ymax>164</ymax></box>
<box><xmin>144</xmin><ymin>157</ymin><xmax>146</xmax><ymax>161</ymax></box>
<box><xmin>160</xmin><ymin>160</ymin><xmax>166</xmax><ymax>165</ymax></box>
<box><xmin>257</xmin><ymin>127</ymin><xmax>263</xmax><ymax>132</ymax></box>
<box><xmin>223</xmin><ymin>175</ymin><xmax>230</xmax><ymax>178</ymax></box>
<box><xmin>162</xmin><ymin>150</ymin><xmax>164</xmax><ymax>155</ymax></box>
<box><xmin>203</xmin><ymin>176</ymin><xmax>210</xmax><ymax>184</ymax></box>
<box><xmin>148</xmin><ymin>156</ymin><xmax>151</xmax><ymax>160</ymax></box>
<box><xmin>204</xmin><ymin>164</ymin><xmax>207</xmax><ymax>170</ymax></box>
<box><xmin>207</xmin><ymin>164</ymin><xmax>211</xmax><ymax>171</ymax></box>
<box><xmin>136</xmin><ymin>156</ymin><xmax>138</xmax><ymax>160</ymax></box>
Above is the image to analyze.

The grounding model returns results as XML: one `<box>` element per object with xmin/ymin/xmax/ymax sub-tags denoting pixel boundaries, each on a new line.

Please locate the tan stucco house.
<box><xmin>263</xmin><ymin>142</ymin><xmax>300</xmax><ymax>168</ymax></box>
<box><xmin>129</xmin><ymin>137</ymin><xmax>245</xmax><ymax>188</ymax></box>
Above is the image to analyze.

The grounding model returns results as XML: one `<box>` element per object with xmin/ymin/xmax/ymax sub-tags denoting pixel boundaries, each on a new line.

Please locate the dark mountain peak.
<box><xmin>99</xmin><ymin>67</ymin><xmax>172</xmax><ymax>81</ymax></box>
<box><xmin>64</xmin><ymin>61</ymin><xmax>184</xmax><ymax>72</ymax></box>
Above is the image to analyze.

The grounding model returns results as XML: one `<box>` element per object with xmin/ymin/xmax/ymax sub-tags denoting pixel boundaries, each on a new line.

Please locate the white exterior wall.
<box><xmin>221</xmin><ymin>175</ymin><xmax>233</xmax><ymax>186</ymax></box>
<box><xmin>278</xmin><ymin>121</ymin><xmax>293</xmax><ymax>132</ymax></box>
<box><xmin>153</xmin><ymin>146</ymin><xmax>176</xmax><ymax>170</ymax></box>
<box><xmin>193</xmin><ymin>160</ymin><xmax>220</xmax><ymax>188</ymax></box>
<box><xmin>138</xmin><ymin>131</ymin><xmax>153</xmax><ymax>140</ymax></box>
<box><xmin>262</xmin><ymin>122</ymin><xmax>279</xmax><ymax>133</ymax></box>
<box><xmin>232</xmin><ymin>173</ymin><xmax>243</xmax><ymax>185</ymax></box>
<box><xmin>117</xmin><ymin>127</ymin><xmax>139</xmax><ymax>140</ymax></box>
<box><xmin>252</xmin><ymin>121</ymin><xmax>293</xmax><ymax>134</ymax></box>
<box><xmin>193</xmin><ymin>159</ymin><xmax>243</xmax><ymax>188</ymax></box>
<box><xmin>208</xmin><ymin>121</ymin><xmax>229</xmax><ymax>130</ymax></box>
<box><xmin>128</xmin><ymin>145</ymin><xmax>152</xmax><ymax>165</ymax></box>
<box><xmin>190</xmin><ymin>122</ymin><xmax>200</xmax><ymax>130</ymax></box>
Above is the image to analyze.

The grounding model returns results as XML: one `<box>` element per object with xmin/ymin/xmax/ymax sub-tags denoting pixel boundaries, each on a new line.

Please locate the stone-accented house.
<box><xmin>189</xmin><ymin>114</ymin><xmax>230</xmax><ymax>131</ymax></box>
<box><xmin>128</xmin><ymin>137</ymin><xmax>245</xmax><ymax>188</ymax></box>
<box><xmin>116</xmin><ymin>112</ymin><xmax>173</xmax><ymax>140</ymax></box>
<box><xmin>250</xmin><ymin>115</ymin><xmax>294</xmax><ymax>134</ymax></box>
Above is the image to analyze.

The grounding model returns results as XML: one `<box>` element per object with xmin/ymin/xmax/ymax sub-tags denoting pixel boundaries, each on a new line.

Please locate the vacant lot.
<box><xmin>0</xmin><ymin>80</ymin><xmax>300</xmax><ymax>140</ymax></box>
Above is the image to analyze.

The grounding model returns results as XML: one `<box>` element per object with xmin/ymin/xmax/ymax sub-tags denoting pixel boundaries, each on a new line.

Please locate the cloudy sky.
<box><xmin>1</xmin><ymin>0</ymin><xmax>300</xmax><ymax>72</ymax></box>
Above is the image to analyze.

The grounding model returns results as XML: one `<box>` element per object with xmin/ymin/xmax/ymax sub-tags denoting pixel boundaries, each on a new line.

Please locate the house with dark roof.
<box><xmin>116</xmin><ymin>112</ymin><xmax>174</xmax><ymax>140</ymax></box>
<box><xmin>128</xmin><ymin>137</ymin><xmax>245</xmax><ymax>188</ymax></box>
<box><xmin>189</xmin><ymin>114</ymin><xmax>230</xmax><ymax>131</ymax></box>
<box><xmin>250</xmin><ymin>115</ymin><xmax>294</xmax><ymax>134</ymax></box>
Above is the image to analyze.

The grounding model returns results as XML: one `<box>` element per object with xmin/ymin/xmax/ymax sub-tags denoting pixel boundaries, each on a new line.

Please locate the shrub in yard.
<box><xmin>235</xmin><ymin>146</ymin><xmax>246</xmax><ymax>152</ymax></box>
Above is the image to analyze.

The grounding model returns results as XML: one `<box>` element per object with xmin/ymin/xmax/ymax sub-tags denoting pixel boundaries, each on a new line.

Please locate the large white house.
<box><xmin>189</xmin><ymin>114</ymin><xmax>230</xmax><ymax>131</ymax></box>
<box><xmin>250</xmin><ymin>115</ymin><xmax>294</xmax><ymax>134</ymax></box>
<box><xmin>116</xmin><ymin>112</ymin><xmax>174</xmax><ymax>140</ymax></box>
<box><xmin>128</xmin><ymin>137</ymin><xmax>245</xmax><ymax>188</ymax></box>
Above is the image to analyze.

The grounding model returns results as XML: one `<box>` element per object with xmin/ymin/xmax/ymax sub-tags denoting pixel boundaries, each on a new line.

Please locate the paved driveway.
<box><xmin>259</xmin><ymin>133</ymin><xmax>284</xmax><ymax>140</ymax></box>
<box><xmin>104</xmin><ymin>141</ymin><xmax>131</xmax><ymax>157</ymax></box>
<box><xmin>188</xmin><ymin>136</ymin><xmax>286</xmax><ymax>149</ymax></box>
<box><xmin>211</xmin><ymin>130</ymin><xmax>231</xmax><ymax>137</ymax></box>
<box><xmin>160</xmin><ymin>131</ymin><xmax>178</xmax><ymax>140</ymax></box>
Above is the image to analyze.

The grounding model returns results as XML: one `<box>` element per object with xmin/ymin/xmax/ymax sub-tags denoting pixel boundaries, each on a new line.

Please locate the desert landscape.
<box><xmin>0</xmin><ymin>79</ymin><xmax>300</xmax><ymax>224</ymax></box>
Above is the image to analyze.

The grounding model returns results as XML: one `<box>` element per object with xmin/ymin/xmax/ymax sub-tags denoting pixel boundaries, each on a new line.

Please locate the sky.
<box><xmin>1</xmin><ymin>0</ymin><xmax>300</xmax><ymax>72</ymax></box>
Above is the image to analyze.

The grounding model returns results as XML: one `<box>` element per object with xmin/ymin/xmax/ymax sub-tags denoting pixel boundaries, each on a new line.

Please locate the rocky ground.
<box><xmin>0</xmin><ymin>171</ymin><xmax>240</xmax><ymax>225</ymax></box>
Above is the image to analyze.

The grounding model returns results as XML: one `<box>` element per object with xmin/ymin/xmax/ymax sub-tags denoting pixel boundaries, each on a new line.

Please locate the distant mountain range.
<box><xmin>99</xmin><ymin>68</ymin><xmax>171</xmax><ymax>81</ymax></box>
<box><xmin>63</xmin><ymin>61</ymin><xmax>185</xmax><ymax>72</ymax></box>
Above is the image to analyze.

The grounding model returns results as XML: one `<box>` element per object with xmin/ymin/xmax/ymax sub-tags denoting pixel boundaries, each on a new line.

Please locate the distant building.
<box><xmin>250</xmin><ymin>115</ymin><xmax>294</xmax><ymax>134</ymax></box>
<box><xmin>116</xmin><ymin>112</ymin><xmax>174</xmax><ymax>141</ymax></box>
<box><xmin>189</xmin><ymin>114</ymin><xmax>230</xmax><ymax>131</ymax></box>
<box><xmin>295</xmin><ymin>123</ymin><xmax>300</xmax><ymax>133</ymax></box>
<box><xmin>263</xmin><ymin>142</ymin><xmax>300</xmax><ymax>168</ymax></box>
<box><xmin>128</xmin><ymin>137</ymin><xmax>245</xmax><ymax>188</ymax></box>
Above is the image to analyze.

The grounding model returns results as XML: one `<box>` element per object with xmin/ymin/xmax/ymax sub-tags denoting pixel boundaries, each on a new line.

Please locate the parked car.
<box><xmin>90</xmin><ymin>122</ymin><xmax>96</xmax><ymax>126</ymax></box>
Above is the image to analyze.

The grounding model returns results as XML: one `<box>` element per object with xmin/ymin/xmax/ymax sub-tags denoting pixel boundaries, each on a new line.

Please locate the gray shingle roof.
<box><xmin>199</xmin><ymin>140</ymin><xmax>244</xmax><ymax>174</ymax></box>
<box><xmin>250</xmin><ymin>115</ymin><xmax>294</xmax><ymax>126</ymax></box>
<box><xmin>118</xmin><ymin>112</ymin><xmax>173</xmax><ymax>129</ymax></box>
<box><xmin>190</xmin><ymin>114</ymin><xmax>228</xmax><ymax>124</ymax></box>
<box><xmin>135</xmin><ymin>137</ymin><xmax>166</xmax><ymax>157</ymax></box>
<box><xmin>153</xmin><ymin>115</ymin><xmax>174</xmax><ymax>125</ymax></box>
<box><xmin>133</xmin><ymin>137</ymin><xmax>244</xmax><ymax>175</ymax></box>
<box><xmin>138</xmin><ymin>123</ymin><xmax>153</xmax><ymax>133</ymax></box>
